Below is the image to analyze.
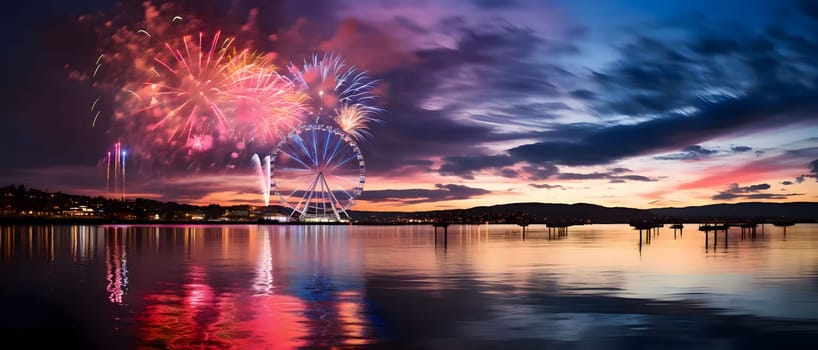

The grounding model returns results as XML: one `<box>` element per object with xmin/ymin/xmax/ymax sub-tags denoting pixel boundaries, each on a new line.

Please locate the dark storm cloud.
<box><xmin>497</xmin><ymin>168</ymin><xmax>519</xmax><ymax>178</ymax></box>
<box><xmin>437</xmin><ymin>153</ymin><xmax>656</xmax><ymax>183</ymax></box>
<box><xmin>809</xmin><ymin>159</ymin><xmax>818</xmax><ymax>181</ymax></box>
<box><xmin>508</xmin><ymin>13</ymin><xmax>818</xmax><ymax>167</ymax></box>
<box><xmin>789</xmin><ymin>154</ymin><xmax>818</xmax><ymax>183</ymax></box>
<box><xmin>361</xmin><ymin>183</ymin><xmax>491</xmax><ymax>204</ymax></box>
<box><xmin>528</xmin><ymin>183</ymin><xmax>564</xmax><ymax>190</ymax></box>
<box><xmin>711</xmin><ymin>183</ymin><xmax>803</xmax><ymax>200</ymax></box>
<box><xmin>394</xmin><ymin>16</ymin><xmax>428</xmax><ymax>35</ymax></box>
<box><xmin>474</xmin><ymin>0</ymin><xmax>517</xmax><ymax>9</ymax></box>
<box><xmin>715</xmin><ymin>192</ymin><xmax>803</xmax><ymax>201</ymax></box>
<box><xmin>522</xmin><ymin>163</ymin><xmax>559</xmax><ymax>181</ymax></box>
<box><xmin>438</xmin><ymin>155</ymin><xmax>516</xmax><ymax>179</ymax></box>
<box><xmin>557</xmin><ymin>171</ymin><xmax>657</xmax><ymax>183</ymax></box>
<box><xmin>654</xmin><ymin>145</ymin><xmax>718</xmax><ymax>161</ymax></box>
<box><xmin>800</xmin><ymin>0</ymin><xmax>818</xmax><ymax>20</ymax></box>
<box><xmin>512</xmin><ymin>87</ymin><xmax>818</xmax><ymax>164</ymax></box>
<box><xmin>570</xmin><ymin>89</ymin><xmax>595</xmax><ymax>100</ymax></box>
<box><xmin>365</xmin><ymin>19</ymin><xmax>583</xmax><ymax>175</ymax></box>
<box><xmin>712</xmin><ymin>183</ymin><xmax>765</xmax><ymax>200</ymax></box>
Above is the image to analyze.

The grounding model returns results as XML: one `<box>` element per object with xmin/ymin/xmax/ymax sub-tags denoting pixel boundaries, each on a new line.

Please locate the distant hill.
<box><xmin>647</xmin><ymin>202</ymin><xmax>818</xmax><ymax>221</ymax></box>
<box><xmin>351</xmin><ymin>201</ymin><xmax>818</xmax><ymax>224</ymax></box>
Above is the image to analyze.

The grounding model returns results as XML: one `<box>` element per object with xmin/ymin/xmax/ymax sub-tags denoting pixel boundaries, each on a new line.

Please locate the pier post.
<box><xmin>705</xmin><ymin>230</ymin><xmax>709</xmax><ymax>251</ymax></box>
<box><xmin>433</xmin><ymin>223</ymin><xmax>449</xmax><ymax>248</ymax></box>
<box><xmin>518</xmin><ymin>223</ymin><xmax>529</xmax><ymax>241</ymax></box>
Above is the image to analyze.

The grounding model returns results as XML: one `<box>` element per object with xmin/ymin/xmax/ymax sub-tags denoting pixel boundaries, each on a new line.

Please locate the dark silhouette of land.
<box><xmin>350</xmin><ymin>202</ymin><xmax>818</xmax><ymax>224</ymax></box>
<box><xmin>2</xmin><ymin>184</ymin><xmax>817</xmax><ymax>225</ymax></box>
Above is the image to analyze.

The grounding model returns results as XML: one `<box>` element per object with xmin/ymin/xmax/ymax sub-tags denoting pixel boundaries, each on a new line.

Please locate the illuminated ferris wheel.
<box><xmin>271</xmin><ymin>123</ymin><xmax>365</xmax><ymax>222</ymax></box>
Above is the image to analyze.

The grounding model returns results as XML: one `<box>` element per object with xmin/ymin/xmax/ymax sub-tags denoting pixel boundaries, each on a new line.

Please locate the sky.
<box><xmin>1</xmin><ymin>0</ymin><xmax>817</xmax><ymax>212</ymax></box>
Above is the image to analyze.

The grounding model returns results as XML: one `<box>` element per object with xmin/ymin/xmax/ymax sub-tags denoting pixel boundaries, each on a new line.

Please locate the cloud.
<box><xmin>438</xmin><ymin>154</ymin><xmax>517</xmax><ymax>179</ymax></box>
<box><xmin>528</xmin><ymin>183</ymin><xmax>564</xmax><ymax>190</ymax></box>
<box><xmin>521</xmin><ymin>163</ymin><xmax>560</xmax><ymax>181</ymax></box>
<box><xmin>319</xmin><ymin>18</ymin><xmax>420</xmax><ymax>73</ymax></box>
<box><xmin>509</xmin><ymin>14</ymin><xmax>818</xmax><ymax>167</ymax></box>
<box><xmin>361</xmin><ymin>183</ymin><xmax>492</xmax><ymax>204</ymax></box>
<box><xmin>810</xmin><ymin>159</ymin><xmax>818</xmax><ymax>180</ymax></box>
<box><xmin>5</xmin><ymin>0</ymin><xmax>818</xmax><ymax>210</ymax></box>
<box><xmin>654</xmin><ymin>145</ymin><xmax>718</xmax><ymax>161</ymax></box>
<box><xmin>731</xmin><ymin>145</ymin><xmax>752</xmax><ymax>153</ymax></box>
<box><xmin>474</xmin><ymin>0</ymin><xmax>518</xmax><ymax>9</ymax></box>
<box><xmin>510</xmin><ymin>88</ymin><xmax>818</xmax><ymax>166</ymax></box>
<box><xmin>782</xmin><ymin>181</ymin><xmax>793</xmax><ymax>186</ymax></box>
<box><xmin>497</xmin><ymin>168</ymin><xmax>519</xmax><ymax>178</ymax></box>
<box><xmin>438</xmin><ymin>154</ymin><xmax>658</xmax><ymax>183</ymax></box>
<box><xmin>558</xmin><ymin>171</ymin><xmax>657</xmax><ymax>183</ymax></box>
<box><xmin>360</xmin><ymin>17</ymin><xmax>584</xmax><ymax>175</ymax></box>
<box><xmin>711</xmin><ymin>183</ymin><xmax>802</xmax><ymax>201</ymax></box>
<box><xmin>801</xmin><ymin>0</ymin><xmax>818</xmax><ymax>21</ymax></box>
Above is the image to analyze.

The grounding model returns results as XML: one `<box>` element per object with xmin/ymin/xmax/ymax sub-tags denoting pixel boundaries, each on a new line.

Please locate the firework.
<box><xmin>104</xmin><ymin>143</ymin><xmax>127</xmax><ymax>200</ymax></box>
<box><xmin>185</xmin><ymin>134</ymin><xmax>214</xmax><ymax>152</ymax></box>
<box><xmin>288</xmin><ymin>53</ymin><xmax>380</xmax><ymax>118</ymax></box>
<box><xmin>81</xmin><ymin>3</ymin><xmax>388</xmax><ymax>187</ymax></box>
<box><xmin>333</xmin><ymin>104</ymin><xmax>381</xmax><ymax>141</ymax></box>
<box><xmin>148</xmin><ymin>31</ymin><xmax>237</xmax><ymax>143</ymax></box>
<box><xmin>227</xmin><ymin>50</ymin><xmax>309</xmax><ymax>145</ymax></box>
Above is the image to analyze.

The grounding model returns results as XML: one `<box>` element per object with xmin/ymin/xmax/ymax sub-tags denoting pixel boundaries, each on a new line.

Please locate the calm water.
<box><xmin>1</xmin><ymin>224</ymin><xmax>818</xmax><ymax>349</ymax></box>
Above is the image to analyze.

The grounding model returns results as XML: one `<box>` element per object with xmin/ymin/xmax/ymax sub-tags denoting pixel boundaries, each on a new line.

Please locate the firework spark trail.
<box><xmin>334</xmin><ymin>104</ymin><xmax>381</xmax><ymax>141</ymax></box>
<box><xmin>149</xmin><ymin>31</ymin><xmax>236</xmax><ymax>143</ymax></box>
<box><xmin>80</xmin><ymin>2</ymin><xmax>387</xmax><ymax>194</ymax></box>
<box><xmin>289</xmin><ymin>53</ymin><xmax>379</xmax><ymax>114</ymax></box>
<box><xmin>106</xmin><ymin>152</ymin><xmax>111</xmax><ymax>196</ymax></box>
<box><xmin>122</xmin><ymin>150</ymin><xmax>127</xmax><ymax>200</ymax></box>
<box><xmin>288</xmin><ymin>53</ymin><xmax>382</xmax><ymax>138</ymax></box>
<box><xmin>227</xmin><ymin>50</ymin><xmax>309</xmax><ymax>145</ymax></box>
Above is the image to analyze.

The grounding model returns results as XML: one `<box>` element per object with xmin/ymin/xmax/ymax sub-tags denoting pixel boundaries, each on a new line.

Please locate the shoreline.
<box><xmin>1</xmin><ymin>217</ymin><xmax>816</xmax><ymax>226</ymax></box>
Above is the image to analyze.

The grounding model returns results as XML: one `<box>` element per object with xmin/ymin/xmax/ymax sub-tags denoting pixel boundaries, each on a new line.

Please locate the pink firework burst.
<box><xmin>149</xmin><ymin>31</ymin><xmax>238</xmax><ymax>143</ymax></box>
<box><xmin>288</xmin><ymin>53</ymin><xmax>380</xmax><ymax>118</ymax></box>
<box><xmin>226</xmin><ymin>50</ymin><xmax>309</xmax><ymax>145</ymax></box>
<box><xmin>186</xmin><ymin>134</ymin><xmax>214</xmax><ymax>152</ymax></box>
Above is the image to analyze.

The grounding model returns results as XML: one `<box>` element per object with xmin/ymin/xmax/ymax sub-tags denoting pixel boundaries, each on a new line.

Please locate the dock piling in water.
<box><xmin>433</xmin><ymin>222</ymin><xmax>449</xmax><ymax>247</ymax></box>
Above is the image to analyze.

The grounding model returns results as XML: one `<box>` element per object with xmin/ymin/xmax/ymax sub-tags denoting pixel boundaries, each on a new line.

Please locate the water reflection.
<box><xmin>125</xmin><ymin>225</ymin><xmax>372</xmax><ymax>348</ymax></box>
<box><xmin>1</xmin><ymin>224</ymin><xmax>817</xmax><ymax>348</ymax></box>
<box><xmin>105</xmin><ymin>228</ymin><xmax>128</xmax><ymax>304</ymax></box>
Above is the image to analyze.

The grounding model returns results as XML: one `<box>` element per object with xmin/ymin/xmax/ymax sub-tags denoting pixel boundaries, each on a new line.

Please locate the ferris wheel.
<box><xmin>271</xmin><ymin>124</ymin><xmax>365</xmax><ymax>221</ymax></box>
